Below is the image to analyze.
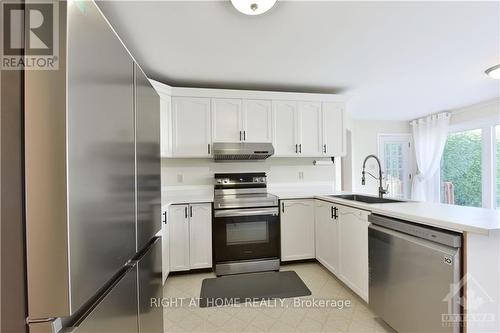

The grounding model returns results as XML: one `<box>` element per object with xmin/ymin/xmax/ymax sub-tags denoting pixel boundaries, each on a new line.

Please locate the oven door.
<box><xmin>213</xmin><ymin>207</ymin><xmax>280</xmax><ymax>263</ymax></box>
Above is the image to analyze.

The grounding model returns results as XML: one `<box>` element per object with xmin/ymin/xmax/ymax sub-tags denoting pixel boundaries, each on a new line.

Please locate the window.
<box><xmin>378</xmin><ymin>134</ymin><xmax>412</xmax><ymax>199</ymax></box>
<box><xmin>496</xmin><ymin>126</ymin><xmax>500</xmax><ymax>209</ymax></box>
<box><xmin>440</xmin><ymin>129</ymin><xmax>482</xmax><ymax>207</ymax></box>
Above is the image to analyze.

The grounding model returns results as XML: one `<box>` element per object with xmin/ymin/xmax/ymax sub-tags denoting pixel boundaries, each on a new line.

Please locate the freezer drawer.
<box><xmin>32</xmin><ymin>266</ymin><xmax>140</xmax><ymax>333</ymax></box>
<box><xmin>369</xmin><ymin>223</ymin><xmax>461</xmax><ymax>333</ymax></box>
<box><xmin>137</xmin><ymin>238</ymin><xmax>163</xmax><ymax>333</ymax></box>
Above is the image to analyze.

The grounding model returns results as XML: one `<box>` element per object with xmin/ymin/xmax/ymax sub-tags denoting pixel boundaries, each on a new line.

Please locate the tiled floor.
<box><xmin>163</xmin><ymin>262</ymin><xmax>394</xmax><ymax>332</ymax></box>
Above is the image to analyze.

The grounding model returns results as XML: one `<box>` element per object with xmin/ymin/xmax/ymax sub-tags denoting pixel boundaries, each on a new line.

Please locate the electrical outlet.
<box><xmin>298</xmin><ymin>171</ymin><xmax>304</xmax><ymax>180</ymax></box>
<box><xmin>177</xmin><ymin>174</ymin><xmax>184</xmax><ymax>183</ymax></box>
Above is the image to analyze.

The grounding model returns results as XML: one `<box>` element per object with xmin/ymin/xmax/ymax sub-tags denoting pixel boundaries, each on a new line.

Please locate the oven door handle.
<box><xmin>214</xmin><ymin>207</ymin><xmax>279</xmax><ymax>218</ymax></box>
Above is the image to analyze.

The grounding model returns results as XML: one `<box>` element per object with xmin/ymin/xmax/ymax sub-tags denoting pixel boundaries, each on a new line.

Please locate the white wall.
<box><xmin>161</xmin><ymin>157</ymin><xmax>337</xmax><ymax>190</ymax></box>
<box><xmin>347</xmin><ymin>118</ymin><xmax>413</xmax><ymax>195</ymax></box>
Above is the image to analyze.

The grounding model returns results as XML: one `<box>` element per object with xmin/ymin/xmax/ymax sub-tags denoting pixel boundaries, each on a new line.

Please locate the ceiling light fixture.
<box><xmin>230</xmin><ymin>0</ymin><xmax>277</xmax><ymax>16</ymax></box>
<box><xmin>485</xmin><ymin>64</ymin><xmax>500</xmax><ymax>79</ymax></box>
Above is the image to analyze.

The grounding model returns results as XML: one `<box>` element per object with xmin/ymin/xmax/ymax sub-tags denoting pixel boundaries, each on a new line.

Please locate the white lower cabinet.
<box><xmin>337</xmin><ymin>204</ymin><xmax>369</xmax><ymax>302</ymax></box>
<box><xmin>188</xmin><ymin>203</ymin><xmax>213</xmax><ymax>269</ymax></box>
<box><xmin>161</xmin><ymin>208</ymin><xmax>170</xmax><ymax>285</ymax></box>
<box><xmin>313</xmin><ymin>200</ymin><xmax>369</xmax><ymax>302</ymax></box>
<box><xmin>314</xmin><ymin>200</ymin><xmax>339</xmax><ymax>274</ymax></box>
<box><xmin>169</xmin><ymin>205</ymin><xmax>190</xmax><ymax>271</ymax></box>
<box><xmin>280</xmin><ymin>199</ymin><xmax>315</xmax><ymax>261</ymax></box>
<box><xmin>169</xmin><ymin>203</ymin><xmax>212</xmax><ymax>272</ymax></box>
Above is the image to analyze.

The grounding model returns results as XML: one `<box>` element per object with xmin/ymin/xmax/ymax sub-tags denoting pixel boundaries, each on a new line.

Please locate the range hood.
<box><xmin>212</xmin><ymin>142</ymin><xmax>274</xmax><ymax>161</ymax></box>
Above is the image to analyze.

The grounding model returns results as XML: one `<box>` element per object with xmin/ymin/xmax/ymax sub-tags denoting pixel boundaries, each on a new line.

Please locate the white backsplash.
<box><xmin>161</xmin><ymin>157</ymin><xmax>336</xmax><ymax>189</ymax></box>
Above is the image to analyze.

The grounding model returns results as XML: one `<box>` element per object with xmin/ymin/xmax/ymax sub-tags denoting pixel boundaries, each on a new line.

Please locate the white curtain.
<box><xmin>410</xmin><ymin>112</ymin><xmax>450</xmax><ymax>202</ymax></box>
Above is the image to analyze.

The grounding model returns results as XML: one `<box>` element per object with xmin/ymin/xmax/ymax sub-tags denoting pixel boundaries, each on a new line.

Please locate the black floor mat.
<box><xmin>199</xmin><ymin>271</ymin><xmax>311</xmax><ymax>307</ymax></box>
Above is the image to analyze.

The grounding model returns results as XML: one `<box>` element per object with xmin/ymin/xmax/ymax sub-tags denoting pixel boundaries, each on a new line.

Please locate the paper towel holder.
<box><xmin>313</xmin><ymin>157</ymin><xmax>335</xmax><ymax>166</ymax></box>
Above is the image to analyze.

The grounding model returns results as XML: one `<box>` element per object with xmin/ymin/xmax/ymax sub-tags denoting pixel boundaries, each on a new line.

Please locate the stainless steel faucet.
<box><xmin>361</xmin><ymin>154</ymin><xmax>387</xmax><ymax>198</ymax></box>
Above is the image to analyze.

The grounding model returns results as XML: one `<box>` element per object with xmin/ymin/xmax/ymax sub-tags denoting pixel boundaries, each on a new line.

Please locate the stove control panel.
<box><xmin>252</xmin><ymin>177</ymin><xmax>266</xmax><ymax>183</ymax></box>
<box><xmin>214</xmin><ymin>172</ymin><xmax>267</xmax><ymax>186</ymax></box>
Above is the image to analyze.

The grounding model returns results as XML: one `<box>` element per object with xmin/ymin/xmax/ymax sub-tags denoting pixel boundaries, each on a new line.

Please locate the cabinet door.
<box><xmin>273</xmin><ymin>101</ymin><xmax>299</xmax><ymax>156</ymax></box>
<box><xmin>242</xmin><ymin>99</ymin><xmax>272</xmax><ymax>142</ymax></box>
<box><xmin>322</xmin><ymin>102</ymin><xmax>344</xmax><ymax>156</ymax></box>
<box><xmin>298</xmin><ymin>101</ymin><xmax>323</xmax><ymax>156</ymax></box>
<box><xmin>161</xmin><ymin>208</ymin><xmax>169</xmax><ymax>284</ymax></box>
<box><xmin>159</xmin><ymin>94</ymin><xmax>171</xmax><ymax>157</ymax></box>
<box><xmin>171</xmin><ymin>97</ymin><xmax>211</xmax><ymax>157</ymax></box>
<box><xmin>169</xmin><ymin>205</ymin><xmax>190</xmax><ymax>271</ymax></box>
<box><xmin>212</xmin><ymin>98</ymin><xmax>242</xmax><ymax>142</ymax></box>
<box><xmin>338</xmin><ymin>205</ymin><xmax>369</xmax><ymax>302</ymax></box>
<box><xmin>314</xmin><ymin>201</ymin><xmax>339</xmax><ymax>274</ymax></box>
<box><xmin>280</xmin><ymin>199</ymin><xmax>315</xmax><ymax>261</ymax></box>
<box><xmin>189</xmin><ymin>203</ymin><xmax>212</xmax><ymax>269</ymax></box>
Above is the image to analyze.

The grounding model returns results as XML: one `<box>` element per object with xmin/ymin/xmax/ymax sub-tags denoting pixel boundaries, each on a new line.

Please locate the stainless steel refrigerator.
<box><xmin>24</xmin><ymin>1</ymin><xmax>162</xmax><ymax>332</ymax></box>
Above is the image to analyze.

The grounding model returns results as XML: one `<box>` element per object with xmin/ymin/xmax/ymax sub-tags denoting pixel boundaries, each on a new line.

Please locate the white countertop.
<box><xmin>282</xmin><ymin>191</ymin><xmax>500</xmax><ymax>235</ymax></box>
<box><xmin>161</xmin><ymin>185</ymin><xmax>500</xmax><ymax>235</ymax></box>
<box><xmin>269</xmin><ymin>189</ymin><xmax>500</xmax><ymax>235</ymax></box>
<box><xmin>315</xmin><ymin>195</ymin><xmax>500</xmax><ymax>235</ymax></box>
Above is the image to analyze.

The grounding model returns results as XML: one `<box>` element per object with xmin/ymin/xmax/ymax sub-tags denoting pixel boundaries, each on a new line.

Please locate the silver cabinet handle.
<box><xmin>299</xmin><ymin>144</ymin><xmax>302</xmax><ymax>153</ymax></box>
<box><xmin>208</xmin><ymin>144</ymin><xmax>211</xmax><ymax>154</ymax></box>
<box><xmin>323</xmin><ymin>144</ymin><xmax>327</xmax><ymax>153</ymax></box>
<box><xmin>184</xmin><ymin>206</ymin><xmax>188</xmax><ymax>219</ymax></box>
<box><xmin>282</xmin><ymin>202</ymin><xmax>285</xmax><ymax>213</ymax></box>
<box><xmin>239</xmin><ymin>131</ymin><xmax>242</xmax><ymax>141</ymax></box>
<box><xmin>163</xmin><ymin>211</ymin><xmax>167</xmax><ymax>224</ymax></box>
<box><xmin>189</xmin><ymin>206</ymin><xmax>193</xmax><ymax>218</ymax></box>
<box><xmin>243</xmin><ymin>131</ymin><xmax>246</xmax><ymax>141</ymax></box>
<box><xmin>295</xmin><ymin>144</ymin><xmax>298</xmax><ymax>153</ymax></box>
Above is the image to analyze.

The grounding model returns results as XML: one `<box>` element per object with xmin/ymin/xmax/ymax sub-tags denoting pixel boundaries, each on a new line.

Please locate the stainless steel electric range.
<box><xmin>213</xmin><ymin>172</ymin><xmax>280</xmax><ymax>276</ymax></box>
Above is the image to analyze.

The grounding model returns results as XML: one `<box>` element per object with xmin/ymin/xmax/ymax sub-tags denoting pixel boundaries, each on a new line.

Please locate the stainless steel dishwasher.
<box><xmin>368</xmin><ymin>214</ymin><xmax>462</xmax><ymax>333</ymax></box>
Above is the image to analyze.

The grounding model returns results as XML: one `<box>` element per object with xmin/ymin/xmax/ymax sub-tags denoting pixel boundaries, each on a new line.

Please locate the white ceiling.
<box><xmin>97</xmin><ymin>1</ymin><xmax>500</xmax><ymax>120</ymax></box>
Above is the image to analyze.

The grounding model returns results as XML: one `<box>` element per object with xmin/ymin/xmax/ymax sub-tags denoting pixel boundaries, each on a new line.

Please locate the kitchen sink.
<box><xmin>328</xmin><ymin>194</ymin><xmax>404</xmax><ymax>204</ymax></box>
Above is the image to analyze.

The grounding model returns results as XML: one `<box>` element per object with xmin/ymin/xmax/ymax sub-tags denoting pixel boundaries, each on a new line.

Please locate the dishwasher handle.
<box><xmin>369</xmin><ymin>223</ymin><xmax>461</xmax><ymax>257</ymax></box>
<box><xmin>369</xmin><ymin>214</ymin><xmax>462</xmax><ymax>248</ymax></box>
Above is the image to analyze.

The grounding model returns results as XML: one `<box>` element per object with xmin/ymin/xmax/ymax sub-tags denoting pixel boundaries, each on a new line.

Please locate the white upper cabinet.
<box><xmin>171</xmin><ymin>97</ymin><xmax>211</xmax><ymax>157</ymax></box>
<box><xmin>212</xmin><ymin>98</ymin><xmax>243</xmax><ymax>142</ymax></box>
<box><xmin>273</xmin><ymin>101</ymin><xmax>299</xmax><ymax>156</ymax></box>
<box><xmin>297</xmin><ymin>101</ymin><xmax>323</xmax><ymax>156</ymax></box>
<box><xmin>242</xmin><ymin>99</ymin><xmax>272</xmax><ymax>142</ymax></box>
<box><xmin>155</xmin><ymin>84</ymin><xmax>346</xmax><ymax>158</ymax></box>
<box><xmin>322</xmin><ymin>102</ymin><xmax>345</xmax><ymax>156</ymax></box>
